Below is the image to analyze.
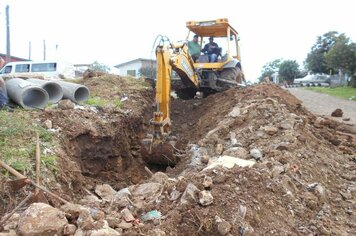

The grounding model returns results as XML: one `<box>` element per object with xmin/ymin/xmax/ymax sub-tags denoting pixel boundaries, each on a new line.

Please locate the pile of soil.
<box><xmin>1</xmin><ymin>80</ymin><xmax>355</xmax><ymax>235</ymax></box>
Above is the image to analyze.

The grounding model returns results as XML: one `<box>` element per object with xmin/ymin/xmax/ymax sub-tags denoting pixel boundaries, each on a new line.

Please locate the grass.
<box><xmin>86</xmin><ymin>97</ymin><xmax>107</xmax><ymax>107</ymax></box>
<box><xmin>0</xmin><ymin>110</ymin><xmax>56</xmax><ymax>178</ymax></box>
<box><xmin>305</xmin><ymin>87</ymin><xmax>356</xmax><ymax>101</ymax></box>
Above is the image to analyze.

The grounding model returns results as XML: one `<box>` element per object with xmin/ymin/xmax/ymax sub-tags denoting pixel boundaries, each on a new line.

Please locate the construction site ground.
<box><xmin>0</xmin><ymin>75</ymin><xmax>355</xmax><ymax>236</ymax></box>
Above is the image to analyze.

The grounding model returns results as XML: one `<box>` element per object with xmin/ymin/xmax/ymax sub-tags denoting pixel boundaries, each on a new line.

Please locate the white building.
<box><xmin>114</xmin><ymin>58</ymin><xmax>156</xmax><ymax>78</ymax></box>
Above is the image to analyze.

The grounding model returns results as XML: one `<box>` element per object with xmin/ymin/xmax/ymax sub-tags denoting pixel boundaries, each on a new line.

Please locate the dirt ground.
<box><xmin>1</xmin><ymin>78</ymin><xmax>355</xmax><ymax>235</ymax></box>
<box><xmin>287</xmin><ymin>87</ymin><xmax>356</xmax><ymax>126</ymax></box>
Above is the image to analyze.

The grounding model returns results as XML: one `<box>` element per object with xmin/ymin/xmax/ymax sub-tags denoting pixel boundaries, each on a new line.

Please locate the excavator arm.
<box><xmin>141</xmin><ymin>43</ymin><xmax>198</xmax><ymax>166</ymax></box>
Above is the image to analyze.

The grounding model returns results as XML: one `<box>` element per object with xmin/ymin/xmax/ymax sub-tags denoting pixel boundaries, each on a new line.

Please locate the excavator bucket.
<box><xmin>141</xmin><ymin>138</ymin><xmax>178</xmax><ymax>166</ymax></box>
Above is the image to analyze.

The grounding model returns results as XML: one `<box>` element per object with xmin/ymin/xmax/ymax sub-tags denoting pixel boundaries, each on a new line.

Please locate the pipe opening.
<box><xmin>74</xmin><ymin>87</ymin><xmax>89</xmax><ymax>102</ymax></box>
<box><xmin>22</xmin><ymin>88</ymin><xmax>48</xmax><ymax>109</ymax></box>
<box><xmin>43</xmin><ymin>83</ymin><xmax>63</xmax><ymax>103</ymax></box>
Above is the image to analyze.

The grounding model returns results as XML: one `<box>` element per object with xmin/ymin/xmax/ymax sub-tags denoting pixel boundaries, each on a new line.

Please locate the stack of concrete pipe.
<box><xmin>5</xmin><ymin>78</ymin><xmax>89</xmax><ymax>109</ymax></box>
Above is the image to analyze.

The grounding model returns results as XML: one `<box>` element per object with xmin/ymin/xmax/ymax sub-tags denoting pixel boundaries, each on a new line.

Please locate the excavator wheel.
<box><xmin>141</xmin><ymin>138</ymin><xmax>178</xmax><ymax>167</ymax></box>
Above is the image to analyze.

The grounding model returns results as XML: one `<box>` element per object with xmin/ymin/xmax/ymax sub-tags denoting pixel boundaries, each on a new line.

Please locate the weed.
<box><xmin>86</xmin><ymin>97</ymin><xmax>107</xmax><ymax>107</ymax></box>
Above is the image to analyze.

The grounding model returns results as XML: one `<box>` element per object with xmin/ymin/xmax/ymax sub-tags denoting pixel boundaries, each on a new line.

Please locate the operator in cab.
<box><xmin>202</xmin><ymin>36</ymin><xmax>219</xmax><ymax>62</ymax></box>
<box><xmin>188</xmin><ymin>34</ymin><xmax>201</xmax><ymax>62</ymax></box>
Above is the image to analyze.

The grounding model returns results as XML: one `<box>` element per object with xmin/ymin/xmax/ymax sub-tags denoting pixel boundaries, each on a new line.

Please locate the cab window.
<box><xmin>2</xmin><ymin>65</ymin><xmax>12</xmax><ymax>74</ymax></box>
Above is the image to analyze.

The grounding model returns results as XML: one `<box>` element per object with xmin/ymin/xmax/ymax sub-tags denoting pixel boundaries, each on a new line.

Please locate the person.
<box><xmin>187</xmin><ymin>34</ymin><xmax>201</xmax><ymax>62</ymax></box>
<box><xmin>0</xmin><ymin>78</ymin><xmax>9</xmax><ymax>110</ymax></box>
<box><xmin>202</xmin><ymin>36</ymin><xmax>220</xmax><ymax>62</ymax></box>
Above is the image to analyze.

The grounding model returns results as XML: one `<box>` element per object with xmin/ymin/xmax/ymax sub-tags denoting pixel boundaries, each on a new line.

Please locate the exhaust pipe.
<box><xmin>6</xmin><ymin>78</ymin><xmax>49</xmax><ymax>109</ymax></box>
<box><xmin>56</xmin><ymin>80</ymin><xmax>89</xmax><ymax>103</ymax></box>
<box><xmin>27</xmin><ymin>79</ymin><xmax>63</xmax><ymax>103</ymax></box>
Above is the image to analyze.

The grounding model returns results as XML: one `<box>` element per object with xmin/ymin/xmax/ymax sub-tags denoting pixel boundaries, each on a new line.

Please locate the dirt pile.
<box><xmin>1</xmin><ymin>81</ymin><xmax>355</xmax><ymax>235</ymax></box>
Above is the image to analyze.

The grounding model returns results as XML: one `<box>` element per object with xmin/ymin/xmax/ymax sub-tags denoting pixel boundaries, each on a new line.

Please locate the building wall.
<box><xmin>117</xmin><ymin>61</ymin><xmax>142</xmax><ymax>77</ymax></box>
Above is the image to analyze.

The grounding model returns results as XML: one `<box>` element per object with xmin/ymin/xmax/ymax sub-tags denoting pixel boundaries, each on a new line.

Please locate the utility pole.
<box><xmin>6</xmin><ymin>5</ymin><xmax>11</xmax><ymax>63</ymax></box>
<box><xmin>43</xmin><ymin>40</ymin><xmax>46</xmax><ymax>60</ymax></box>
<box><xmin>29</xmin><ymin>41</ymin><xmax>32</xmax><ymax>60</ymax></box>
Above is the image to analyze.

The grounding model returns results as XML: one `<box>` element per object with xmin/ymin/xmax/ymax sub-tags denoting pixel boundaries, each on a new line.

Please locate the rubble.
<box><xmin>1</xmin><ymin>80</ymin><xmax>355</xmax><ymax>235</ymax></box>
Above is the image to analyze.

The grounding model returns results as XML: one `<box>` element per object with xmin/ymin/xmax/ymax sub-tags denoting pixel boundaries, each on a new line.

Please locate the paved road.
<box><xmin>287</xmin><ymin>88</ymin><xmax>356</xmax><ymax>125</ymax></box>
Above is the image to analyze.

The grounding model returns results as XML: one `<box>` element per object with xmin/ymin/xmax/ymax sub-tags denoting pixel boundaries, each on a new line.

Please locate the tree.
<box><xmin>259</xmin><ymin>59</ymin><xmax>282</xmax><ymax>81</ymax></box>
<box><xmin>325</xmin><ymin>36</ymin><xmax>356</xmax><ymax>87</ymax></box>
<box><xmin>138</xmin><ymin>66</ymin><xmax>156</xmax><ymax>79</ymax></box>
<box><xmin>278</xmin><ymin>60</ymin><xmax>300</xmax><ymax>83</ymax></box>
<box><xmin>305</xmin><ymin>31</ymin><xmax>341</xmax><ymax>74</ymax></box>
<box><xmin>90</xmin><ymin>61</ymin><xmax>110</xmax><ymax>73</ymax></box>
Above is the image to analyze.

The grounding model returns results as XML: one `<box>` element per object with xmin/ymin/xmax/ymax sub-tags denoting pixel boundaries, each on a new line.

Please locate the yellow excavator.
<box><xmin>141</xmin><ymin>18</ymin><xmax>245</xmax><ymax>166</ymax></box>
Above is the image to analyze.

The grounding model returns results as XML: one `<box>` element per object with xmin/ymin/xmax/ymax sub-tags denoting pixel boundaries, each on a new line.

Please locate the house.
<box><xmin>114</xmin><ymin>58</ymin><xmax>156</xmax><ymax>78</ymax></box>
<box><xmin>0</xmin><ymin>53</ymin><xmax>29</xmax><ymax>68</ymax></box>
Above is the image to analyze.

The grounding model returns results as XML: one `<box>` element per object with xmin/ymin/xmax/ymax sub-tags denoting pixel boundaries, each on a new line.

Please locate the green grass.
<box><xmin>305</xmin><ymin>87</ymin><xmax>356</xmax><ymax>101</ymax></box>
<box><xmin>0</xmin><ymin>110</ymin><xmax>56</xmax><ymax>177</ymax></box>
<box><xmin>86</xmin><ymin>97</ymin><xmax>107</xmax><ymax>107</ymax></box>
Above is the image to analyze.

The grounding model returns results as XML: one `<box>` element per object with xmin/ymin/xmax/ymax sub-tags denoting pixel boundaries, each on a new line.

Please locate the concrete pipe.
<box><xmin>56</xmin><ymin>80</ymin><xmax>89</xmax><ymax>103</ymax></box>
<box><xmin>27</xmin><ymin>79</ymin><xmax>63</xmax><ymax>103</ymax></box>
<box><xmin>6</xmin><ymin>78</ymin><xmax>49</xmax><ymax>109</ymax></box>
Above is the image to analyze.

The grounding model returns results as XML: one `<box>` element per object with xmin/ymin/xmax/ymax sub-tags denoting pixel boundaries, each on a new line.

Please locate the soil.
<box><xmin>1</xmin><ymin>78</ymin><xmax>355</xmax><ymax>235</ymax></box>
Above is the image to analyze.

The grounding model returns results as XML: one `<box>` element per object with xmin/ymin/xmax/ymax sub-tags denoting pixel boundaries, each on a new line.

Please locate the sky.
<box><xmin>0</xmin><ymin>0</ymin><xmax>355</xmax><ymax>82</ymax></box>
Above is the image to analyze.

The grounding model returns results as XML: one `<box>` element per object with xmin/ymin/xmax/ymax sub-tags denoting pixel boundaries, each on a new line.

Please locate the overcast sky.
<box><xmin>0</xmin><ymin>0</ymin><xmax>355</xmax><ymax>81</ymax></box>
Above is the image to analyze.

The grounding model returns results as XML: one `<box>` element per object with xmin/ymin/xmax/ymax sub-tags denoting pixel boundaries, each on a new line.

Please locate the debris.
<box><xmin>95</xmin><ymin>184</ymin><xmax>116</xmax><ymax>201</ymax></box>
<box><xmin>331</xmin><ymin>108</ymin><xmax>343</xmax><ymax>117</ymax></box>
<box><xmin>58</xmin><ymin>99</ymin><xmax>75</xmax><ymax>110</ymax></box>
<box><xmin>141</xmin><ymin>210</ymin><xmax>162</xmax><ymax>222</ymax></box>
<box><xmin>199</xmin><ymin>190</ymin><xmax>214</xmax><ymax>206</ymax></box>
<box><xmin>342</xmin><ymin>118</ymin><xmax>350</xmax><ymax>121</ymax></box>
<box><xmin>228</xmin><ymin>106</ymin><xmax>241</xmax><ymax>118</ymax></box>
<box><xmin>217</xmin><ymin>220</ymin><xmax>232</xmax><ymax>235</ymax></box>
<box><xmin>216</xmin><ymin>143</ymin><xmax>224</xmax><ymax>155</ymax></box>
<box><xmin>223</xmin><ymin>147</ymin><xmax>248</xmax><ymax>159</ymax></box>
<box><xmin>44</xmin><ymin>119</ymin><xmax>52</xmax><ymax>129</ymax></box>
<box><xmin>203</xmin><ymin>176</ymin><xmax>213</xmax><ymax>189</ymax></box>
<box><xmin>204</xmin><ymin>155</ymin><xmax>256</xmax><ymax>170</ymax></box>
<box><xmin>63</xmin><ymin>224</ymin><xmax>77</xmax><ymax>235</ymax></box>
<box><xmin>262</xmin><ymin>126</ymin><xmax>278</xmax><ymax>135</ymax></box>
<box><xmin>121</xmin><ymin>208</ymin><xmax>135</xmax><ymax>222</ymax></box>
<box><xmin>249</xmin><ymin>148</ymin><xmax>263</xmax><ymax>160</ymax></box>
<box><xmin>117</xmin><ymin>221</ymin><xmax>133</xmax><ymax>229</ymax></box>
<box><xmin>180</xmin><ymin>183</ymin><xmax>199</xmax><ymax>205</ymax></box>
<box><xmin>201</xmin><ymin>155</ymin><xmax>210</xmax><ymax>164</ymax></box>
<box><xmin>271</xmin><ymin>165</ymin><xmax>284</xmax><ymax>178</ymax></box>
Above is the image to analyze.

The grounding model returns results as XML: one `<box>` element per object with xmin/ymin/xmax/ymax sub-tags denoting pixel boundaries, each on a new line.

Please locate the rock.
<box><xmin>0</xmin><ymin>230</ymin><xmax>17</xmax><ymax>236</ymax></box>
<box><xmin>117</xmin><ymin>221</ymin><xmax>133</xmax><ymax>229</ymax></box>
<box><xmin>74</xmin><ymin>228</ymin><xmax>84</xmax><ymax>236</ymax></box>
<box><xmin>263</xmin><ymin>126</ymin><xmax>278</xmax><ymax>135</ymax></box>
<box><xmin>130</xmin><ymin>182</ymin><xmax>161</xmax><ymax>198</ymax></box>
<box><xmin>280</xmin><ymin>120</ymin><xmax>294</xmax><ymax>130</ymax></box>
<box><xmin>58</xmin><ymin>99</ymin><xmax>75</xmax><ymax>110</ymax></box>
<box><xmin>271</xmin><ymin>165</ymin><xmax>285</xmax><ymax>178</ymax></box>
<box><xmin>2</xmin><ymin>212</ymin><xmax>20</xmax><ymax>231</ymax></box>
<box><xmin>121</xmin><ymin>208</ymin><xmax>135</xmax><ymax>222</ymax></box>
<box><xmin>148</xmin><ymin>229</ymin><xmax>166</xmax><ymax>236</ymax></box>
<box><xmin>223</xmin><ymin>147</ymin><xmax>248</xmax><ymax>159</ymax></box>
<box><xmin>216</xmin><ymin>144</ymin><xmax>224</xmax><ymax>155</ymax></box>
<box><xmin>90</xmin><ymin>208</ymin><xmax>105</xmax><ymax>221</ymax></box>
<box><xmin>106</xmin><ymin>214</ymin><xmax>122</xmax><ymax>228</ymax></box>
<box><xmin>95</xmin><ymin>184</ymin><xmax>116</xmax><ymax>201</ymax></box>
<box><xmin>314</xmin><ymin>117</ymin><xmax>325</xmax><ymax>128</ymax></box>
<box><xmin>44</xmin><ymin>119</ymin><xmax>52</xmax><ymax>129</ymax></box>
<box><xmin>151</xmin><ymin>171</ymin><xmax>169</xmax><ymax>184</ymax></box>
<box><xmin>79</xmin><ymin>195</ymin><xmax>102</xmax><ymax>206</ymax></box>
<box><xmin>180</xmin><ymin>183</ymin><xmax>199</xmax><ymax>205</ymax></box>
<box><xmin>342</xmin><ymin>117</ymin><xmax>350</xmax><ymax>121</ymax></box>
<box><xmin>201</xmin><ymin>155</ymin><xmax>210</xmax><ymax>164</ymax></box>
<box><xmin>276</xmin><ymin>142</ymin><xmax>289</xmax><ymax>151</ymax></box>
<box><xmin>331</xmin><ymin>108</ymin><xmax>343</xmax><ymax>117</ymax></box>
<box><xmin>217</xmin><ymin>220</ymin><xmax>232</xmax><ymax>235</ymax></box>
<box><xmin>60</xmin><ymin>203</ymin><xmax>82</xmax><ymax>220</ymax></box>
<box><xmin>203</xmin><ymin>176</ymin><xmax>213</xmax><ymax>189</ymax></box>
<box><xmin>199</xmin><ymin>190</ymin><xmax>214</xmax><ymax>206</ymax></box>
<box><xmin>204</xmin><ymin>156</ymin><xmax>256</xmax><ymax>170</ymax></box>
<box><xmin>76</xmin><ymin>208</ymin><xmax>96</xmax><ymax>230</ymax></box>
<box><xmin>228</xmin><ymin>106</ymin><xmax>240</xmax><ymax>118</ymax></box>
<box><xmin>250</xmin><ymin>148</ymin><xmax>263</xmax><ymax>160</ymax></box>
<box><xmin>18</xmin><ymin>203</ymin><xmax>68</xmax><ymax>236</ymax></box>
<box><xmin>63</xmin><ymin>224</ymin><xmax>77</xmax><ymax>235</ymax></box>
<box><xmin>90</xmin><ymin>227</ymin><xmax>121</xmax><ymax>236</ymax></box>
<box><xmin>169</xmin><ymin>189</ymin><xmax>181</xmax><ymax>201</ymax></box>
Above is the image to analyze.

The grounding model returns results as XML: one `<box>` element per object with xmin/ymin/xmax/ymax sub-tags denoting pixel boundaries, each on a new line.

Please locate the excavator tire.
<box><xmin>217</xmin><ymin>67</ymin><xmax>241</xmax><ymax>89</ymax></box>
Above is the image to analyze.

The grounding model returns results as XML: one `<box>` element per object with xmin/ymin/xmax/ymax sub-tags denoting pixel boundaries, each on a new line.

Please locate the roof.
<box><xmin>0</xmin><ymin>53</ymin><xmax>29</xmax><ymax>61</ymax></box>
<box><xmin>186</xmin><ymin>18</ymin><xmax>239</xmax><ymax>37</ymax></box>
<box><xmin>114</xmin><ymin>58</ymin><xmax>156</xmax><ymax>68</ymax></box>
